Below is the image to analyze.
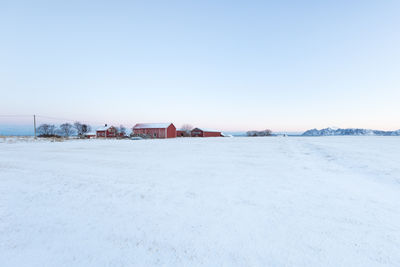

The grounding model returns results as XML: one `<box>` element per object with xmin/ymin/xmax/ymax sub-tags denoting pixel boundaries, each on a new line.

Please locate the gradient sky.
<box><xmin>1</xmin><ymin>0</ymin><xmax>399</xmax><ymax>132</ymax></box>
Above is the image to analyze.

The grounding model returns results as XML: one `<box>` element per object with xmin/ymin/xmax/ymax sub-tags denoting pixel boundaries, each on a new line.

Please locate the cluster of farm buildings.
<box><xmin>89</xmin><ymin>123</ymin><xmax>224</xmax><ymax>139</ymax></box>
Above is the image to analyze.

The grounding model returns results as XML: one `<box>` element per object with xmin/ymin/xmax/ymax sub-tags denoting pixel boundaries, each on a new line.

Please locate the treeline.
<box><xmin>37</xmin><ymin>122</ymin><xmax>128</xmax><ymax>138</ymax></box>
<box><xmin>246</xmin><ymin>129</ymin><xmax>272</xmax><ymax>137</ymax></box>
<box><xmin>37</xmin><ymin>122</ymin><xmax>91</xmax><ymax>138</ymax></box>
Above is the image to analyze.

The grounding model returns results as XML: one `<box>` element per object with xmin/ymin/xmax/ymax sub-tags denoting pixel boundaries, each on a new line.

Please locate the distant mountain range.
<box><xmin>302</xmin><ymin>127</ymin><xmax>400</xmax><ymax>136</ymax></box>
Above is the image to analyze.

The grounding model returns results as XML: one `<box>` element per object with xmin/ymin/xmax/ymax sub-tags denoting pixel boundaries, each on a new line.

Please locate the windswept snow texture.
<box><xmin>1</xmin><ymin>137</ymin><xmax>400</xmax><ymax>266</ymax></box>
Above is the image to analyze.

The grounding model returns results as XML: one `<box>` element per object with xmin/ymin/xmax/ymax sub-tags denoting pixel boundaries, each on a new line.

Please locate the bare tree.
<box><xmin>111</xmin><ymin>126</ymin><xmax>119</xmax><ymax>138</ymax></box>
<box><xmin>181</xmin><ymin>124</ymin><xmax>193</xmax><ymax>131</ymax></box>
<box><xmin>81</xmin><ymin>124</ymin><xmax>91</xmax><ymax>135</ymax></box>
<box><xmin>119</xmin><ymin>125</ymin><xmax>126</xmax><ymax>136</ymax></box>
<box><xmin>74</xmin><ymin>122</ymin><xmax>83</xmax><ymax>136</ymax></box>
<box><xmin>264</xmin><ymin>129</ymin><xmax>272</xmax><ymax>136</ymax></box>
<box><xmin>74</xmin><ymin>122</ymin><xmax>91</xmax><ymax>137</ymax></box>
<box><xmin>59</xmin><ymin>123</ymin><xmax>75</xmax><ymax>137</ymax></box>
<box><xmin>180</xmin><ymin>124</ymin><xmax>193</xmax><ymax>136</ymax></box>
<box><xmin>37</xmin><ymin>124</ymin><xmax>56</xmax><ymax>137</ymax></box>
<box><xmin>246</xmin><ymin>131</ymin><xmax>256</xmax><ymax>137</ymax></box>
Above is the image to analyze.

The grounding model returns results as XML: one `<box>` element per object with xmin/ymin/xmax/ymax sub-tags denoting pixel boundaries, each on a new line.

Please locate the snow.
<box><xmin>133</xmin><ymin>123</ymin><xmax>173</xmax><ymax>129</ymax></box>
<box><xmin>96</xmin><ymin>126</ymin><xmax>113</xmax><ymax>131</ymax></box>
<box><xmin>192</xmin><ymin>128</ymin><xmax>221</xmax><ymax>133</ymax></box>
<box><xmin>1</xmin><ymin>137</ymin><xmax>400</xmax><ymax>266</ymax></box>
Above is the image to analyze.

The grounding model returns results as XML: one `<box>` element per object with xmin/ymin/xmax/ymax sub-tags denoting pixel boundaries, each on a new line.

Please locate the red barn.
<box><xmin>191</xmin><ymin>128</ymin><xmax>222</xmax><ymax>137</ymax></box>
<box><xmin>96</xmin><ymin>125</ymin><xmax>118</xmax><ymax>138</ymax></box>
<box><xmin>132</xmin><ymin>123</ymin><xmax>176</xmax><ymax>139</ymax></box>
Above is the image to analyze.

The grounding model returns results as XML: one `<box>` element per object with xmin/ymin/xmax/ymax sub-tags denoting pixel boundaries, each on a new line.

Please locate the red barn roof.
<box><xmin>193</xmin><ymin>128</ymin><xmax>221</xmax><ymax>133</ymax></box>
<box><xmin>133</xmin><ymin>123</ymin><xmax>173</xmax><ymax>129</ymax></box>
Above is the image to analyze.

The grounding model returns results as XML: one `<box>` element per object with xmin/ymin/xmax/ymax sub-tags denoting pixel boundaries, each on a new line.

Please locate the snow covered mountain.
<box><xmin>302</xmin><ymin>127</ymin><xmax>400</xmax><ymax>136</ymax></box>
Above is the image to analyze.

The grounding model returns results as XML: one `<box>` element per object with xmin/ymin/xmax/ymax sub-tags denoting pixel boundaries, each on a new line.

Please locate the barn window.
<box><xmin>153</xmin><ymin>133</ymin><xmax>157</xmax><ymax>137</ymax></box>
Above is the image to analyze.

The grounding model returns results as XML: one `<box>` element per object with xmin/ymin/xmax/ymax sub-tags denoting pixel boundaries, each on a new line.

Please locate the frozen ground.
<box><xmin>1</xmin><ymin>137</ymin><xmax>400</xmax><ymax>266</ymax></box>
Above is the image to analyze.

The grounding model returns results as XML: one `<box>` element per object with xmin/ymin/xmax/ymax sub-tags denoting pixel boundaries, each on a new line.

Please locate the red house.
<box><xmin>191</xmin><ymin>128</ymin><xmax>222</xmax><ymax>137</ymax></box>
<box><xmin>96</xmin><ymin>125</ymin><xmax>118</xmax><ymax>138</ymax></box>
<box><xmin>132</xmin><ymin>123</ymin><xmax>176</xmax><ymax>139</ymax></box>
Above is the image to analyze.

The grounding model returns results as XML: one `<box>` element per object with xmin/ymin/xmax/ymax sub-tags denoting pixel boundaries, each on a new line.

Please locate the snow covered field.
<box><xmin>1</xmin><ymin>137</ymin><xmax>400</xmax><ymax>266</ymax></box>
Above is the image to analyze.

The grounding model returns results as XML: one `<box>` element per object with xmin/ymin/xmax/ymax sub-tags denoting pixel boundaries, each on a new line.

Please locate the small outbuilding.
<box><xmin>84</xmin><ymin>132</ymin><xmax>96</xmax><ymax>139</ymax></box>
<box><xmin>96</xmin><ymin>124</ymin><xmax>118</xmax><ymax>138</ymax></box>
<box><xmin>132</xmin><ymin>123</ymin><xmax>176</xmax><ymax>139</ymax></box>
<box><xmin>191</xmin><ymin>128</ymin><xmax>222</xmax><ymax>137</ymax></box>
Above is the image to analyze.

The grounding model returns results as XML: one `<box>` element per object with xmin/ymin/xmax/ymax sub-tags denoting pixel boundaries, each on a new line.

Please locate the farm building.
<box><xmin>96</xmin><ymin>125</ymin><xmax>118</xmax><ymax>138</ymax></box>
<box><xmin>84</xmin><ymin>132</ymin><xmax>96</xmax><ymax>139</ymax></box>
<box><xmin>191</xmin><ymin>128</ymin><xmax>222</xmax><ymax>137</ymax></box>
<box><xmin>132</xmin><ymin>123</ymin><xmax>176</xmax><ymax>139</ymax></box>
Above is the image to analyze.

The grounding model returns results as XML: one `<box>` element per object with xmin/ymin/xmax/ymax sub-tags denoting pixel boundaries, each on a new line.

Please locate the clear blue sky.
<box><xmin>1</xmin><ymin>0</ymin><xmax>399</xmax><ymax>132</ymax></box>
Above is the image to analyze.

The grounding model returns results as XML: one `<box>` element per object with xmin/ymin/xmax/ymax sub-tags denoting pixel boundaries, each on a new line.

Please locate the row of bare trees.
<box><xmin>37</xmin><ymin>122</ymin><xmax>128</xmax><ymax>138</ymax></box>
<box><xmin>37</xmin><ymin>122</ymin><xmax>91</xmax><ymax>138</ymax></box>
<box><xmin>246</xmin><ymin>129</ymin><xmax>272</xmax><ymax>137</ymax></box>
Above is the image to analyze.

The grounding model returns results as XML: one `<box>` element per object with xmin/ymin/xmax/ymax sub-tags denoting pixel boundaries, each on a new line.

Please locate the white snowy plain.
<box><xmin>1</xmin><ymin>137</ymin><xmax>400</xmax><ymax>267</ymax></box>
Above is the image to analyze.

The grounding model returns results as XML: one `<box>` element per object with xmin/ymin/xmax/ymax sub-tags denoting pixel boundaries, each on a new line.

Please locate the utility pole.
<box><xmin>33</xmin><ymin>114</ymin><xmax>37</xmax><ymax>139</ymax></box>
